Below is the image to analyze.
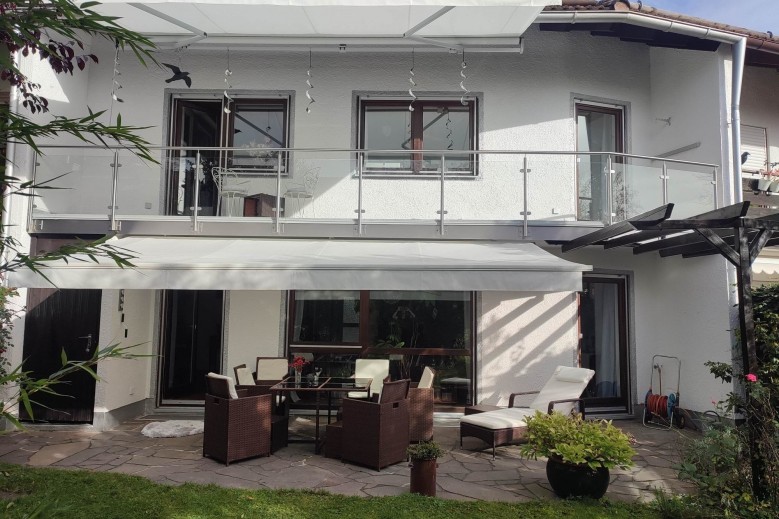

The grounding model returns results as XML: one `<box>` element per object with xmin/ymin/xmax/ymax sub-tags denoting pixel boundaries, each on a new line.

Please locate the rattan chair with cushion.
<box><xmin>459</xmin><ymin>366</ymin><xmax>595</xmax><ymax>458</ymax></box>
<box><xmin>254</xmin><ymin>357</ymin><xmax>290</xmax><ymax>412</ymax></box>
<box><xmin>348</xmin><ymin>358</ymin><xmax>390</xmax><ymax>400</ymax></box>
<box><xmin>328</xmin><ymin>379</ymin><xmax>411</xmax><ymax>470</ymax></box>
<box><xmin>409</xmin><ymin>366</ymin><xmax>436</xmax><ymax>442</ymax></box>
<box><xmin>232</xmin><ymin>364</ymin><xmax>289</xmax><ymax>451</ymax></box>
<box><xmin>203</xmin><ymin>372</ymin><xmax>272</xmax><ymax>465</ymax></box>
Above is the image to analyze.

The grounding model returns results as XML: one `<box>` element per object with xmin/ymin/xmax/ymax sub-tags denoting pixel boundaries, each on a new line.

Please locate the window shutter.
<box><xmin>741</xmin><ymin>125</ymin><xmax>769</xmax><ymax>173</ymax></box>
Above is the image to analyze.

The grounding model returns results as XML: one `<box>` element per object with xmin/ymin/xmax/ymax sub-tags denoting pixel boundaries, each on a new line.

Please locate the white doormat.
<box><xmin>141</xmin><ymin>420</ymin><xmax>204</xmax><ymax>438</ymax></box>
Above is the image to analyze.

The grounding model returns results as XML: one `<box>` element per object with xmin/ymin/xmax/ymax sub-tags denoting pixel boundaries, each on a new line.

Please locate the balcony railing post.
<box><xmin>28</xmin><ymin>151</ymin><xmax>40</xmax><ymax>232</ymax></box>
<box><xmin>192</xmin><ymin>150</ymin><xmax>200</xmax><ymax>231</ymax></box>
<box><xmin>275</xmin><ymin>151</ymin><xmax>283</xmax><ymax>234</ymax></box>
<box><xmin>661</xmin><ymin>160</ymin><xmax>669</xmax><ymax>205</ymax></box>
<box><xmin>356</xmin><ymin>152</ymin><xmax>364</xmax><ymax>236</ymax></box>
<box><xmin>438</xmin><ymin>154</ymin><xmax>446</xmax><ymax>236</ymax></box>
<box><xmin>520</xmin><ymin>155</ymin><xmax>531</xmax><ymax>238</ymax></box>
<box><xmin>713</xmin><ymin>165</ymin><xmax>719</xmax><ymax>208</ymax></box>
<box><xmin>606</xmin><ymin>154</ymin><xmax>614</xmax><ymax>225</ymax></box>
<box><xmin>109</xmin><ymin>150</ymin><xmax>119</xmax><ymax>231</ymax></box>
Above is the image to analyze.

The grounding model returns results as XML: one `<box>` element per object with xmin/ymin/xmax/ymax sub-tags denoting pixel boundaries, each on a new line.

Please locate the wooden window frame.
<box><xmin>358</xmin><ymin>99</ymin><xmax>478</xmax><ymax>175</ymax></box>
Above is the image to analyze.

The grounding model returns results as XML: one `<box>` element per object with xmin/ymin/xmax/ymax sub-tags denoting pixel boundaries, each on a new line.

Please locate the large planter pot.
<box><xmin>545</xmin><ymin>456</ymin><xmax>610</xmax><ymax>499</ymax></box>
<box><xmin>409</xmin><ymin>459</ymin><xmax>437</xmax><ymax>497</ymax></box>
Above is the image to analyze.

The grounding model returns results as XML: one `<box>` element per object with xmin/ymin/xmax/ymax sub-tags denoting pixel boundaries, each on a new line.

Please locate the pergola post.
<box><xmin>734</xmin><ymin>226</ymin><xmax>765</xmax><ymax>500</ymax></box>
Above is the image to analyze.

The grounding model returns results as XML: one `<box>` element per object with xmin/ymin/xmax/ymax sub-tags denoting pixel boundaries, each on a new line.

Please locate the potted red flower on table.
<box><xmin>289</xmin><ymin>356</ymin><xmax>309</xmax><ymax>386</ymax></box>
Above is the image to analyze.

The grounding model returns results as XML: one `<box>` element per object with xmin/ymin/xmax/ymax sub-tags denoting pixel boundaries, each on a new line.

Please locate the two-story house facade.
<box><xmin>5</xmin><ymin>0</ymin><xmax>777</xmax><ymax>429</ymax></box>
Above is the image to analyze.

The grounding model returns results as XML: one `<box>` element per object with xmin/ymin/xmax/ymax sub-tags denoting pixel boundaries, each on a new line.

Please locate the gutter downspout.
<box><xmin>1</xmin><ymin>50</ymin><xmax>21</xmax><ymax>287</ymax></box>
<box><xmin>731</xmin><ymin>37</ymin><xmax>746</xmax><ymax>204</ymax></box>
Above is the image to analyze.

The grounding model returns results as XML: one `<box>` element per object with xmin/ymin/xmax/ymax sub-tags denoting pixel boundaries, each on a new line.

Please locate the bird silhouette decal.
<box><xmin>163</xmin><ymin>63</ymin><xmax>192</xmax><ymax>87</ymax></box>
<box><xmin>741</xmin><ymin>151</ymin><xmax>751</xmax><ymax>165</ymax></box>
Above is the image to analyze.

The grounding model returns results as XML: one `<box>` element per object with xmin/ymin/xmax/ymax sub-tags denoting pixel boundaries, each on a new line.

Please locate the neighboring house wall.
<box><xmin>225</xmin><ymin>291</ymin><xmax>285</xmax><ymax>372</ymax></box>
<box><xmin>741</xmin><ymin>66</ymin><xmax>779</xmax><ymax>170</ymax></box>
<box><xmin>95</xmin><ymin>290</ymin><xmax>155</xmax><ymax>417</ymax></box>
<box><xmin>478</xmin><ymin>291</ymin><xmax>579</xmax><ymax>407</ymax></box>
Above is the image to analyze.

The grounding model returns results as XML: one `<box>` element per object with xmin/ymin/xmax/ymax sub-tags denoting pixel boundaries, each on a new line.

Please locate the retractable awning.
<box><xmin>9</xmin><ymin>238</ymin><xmax>589</xmax><ymax>292</ymax></box>
<box><xmin>90</xmin><ymin>0</ymin><xmax>560</xmax><ymax>48</ymax></box>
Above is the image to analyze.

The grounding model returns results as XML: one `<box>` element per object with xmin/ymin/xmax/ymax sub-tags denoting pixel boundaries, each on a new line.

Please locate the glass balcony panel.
<box><xmin>613</xmin><ymin>158</ymin><xmax>664</xmax><ymax>222</ymax></box>
<box><xmin>279</xmin><ymin>150</ymin><xmax>357</xmax><ymax>220</ymax></box>
<box><xmin>577</xmin><ymin>153</ymin><xmax>610</xmax><ymax>223</ymax></box>
<box><xmin>442</xmin><ymin>153</ymin><xmax>523</xmax><ymax>221</ymax></box>
<box><xmin>362</xmin><ymin>156</ymin><xmax>440</xmax><ymax>221</ymax></box>
<box><xmin>667</xmin><ymin>165</ymin><xmax>717</xmax><ymax>219</ymax></box>
<box><xmin>115</xmin><ymin>148</ymin><xmax>166</xmax><ymax>217</ymax></box>
<box><xmin>527</xmin><ymin>154</ymin><xmax>578</xmax><ymax>221</ymax></box>
<box><xmin>33</xmin><ymin>149</ymin><xmax>114</xmax><ymax>218</ymax></box>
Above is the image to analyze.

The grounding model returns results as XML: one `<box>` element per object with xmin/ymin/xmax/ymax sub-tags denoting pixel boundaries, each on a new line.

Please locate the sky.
<box><xmin>646</xmin><ymin>0</ymin><xmax>779</xmax><ymax>34</ymax></box>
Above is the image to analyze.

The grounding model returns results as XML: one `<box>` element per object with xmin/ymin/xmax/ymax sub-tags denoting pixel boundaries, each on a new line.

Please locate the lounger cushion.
<box><xmin>529</xmin><ymin>366</ymin><xmax>594</xmax><ymax>414</ymax></box>
<box><xmin>554</xmin><ymin>366</ymin><xmax>594</xmax><ymax>384</ymax></box>
<box><xmin>460</xmin><ymin>407</ymin><xmax>535</xmax><ymax>430</ymax></box>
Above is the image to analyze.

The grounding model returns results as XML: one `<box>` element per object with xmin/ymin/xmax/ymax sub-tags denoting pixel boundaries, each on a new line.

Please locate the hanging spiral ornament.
<box><xmin>109</xmin><ymin>44</ymin><xmax>123</xmax><ymax>123</ymax></box>
<box><xmin>459</xmin><ymin>51</ymin><xmax>469</xmax><ymax>106</ymax></box>
<box><xmin>445</xmin><ymin>109</ymin><xmax>453</xmax><ymax>150</ymax></box>
<box><xmin>408</xmin><ymin>49</ymin><xmax>417</xmax><ymax>112</ymax></box>
<box><xmin>305</xmin><ymin>49</ymin><xmax>315</xmax><ymax>114</ymax></box>
<box><xmin>223</xmin><ymin>49</ymin><xmax>233</xmax><ymax>114</ymax></box>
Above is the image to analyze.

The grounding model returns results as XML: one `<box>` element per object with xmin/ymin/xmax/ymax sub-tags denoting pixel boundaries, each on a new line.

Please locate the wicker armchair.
<box><xmin>203</xmin><ymin>373</ymin><xmax>272</xmax><ymax>465</ymax></box>
<box><xmin>329</xmin><ymin>379</ymin><xmax>410</xmax><ymax>470</ymax></box>
<box><xmin>409</xmin><ymin>367</ymin><xmax>435</xmax><ymax>442</ymax></box>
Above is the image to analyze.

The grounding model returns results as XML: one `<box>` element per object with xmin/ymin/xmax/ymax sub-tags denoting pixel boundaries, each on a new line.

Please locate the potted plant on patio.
<box><xmin>519</xmin><ymin>411</ymin><xmax>635</xmax><ymax>499</ymax></box>
<box><xmin>407</xmin><ymin>440</ymin><xmax>444</xmax><ymax>497</ymax></box>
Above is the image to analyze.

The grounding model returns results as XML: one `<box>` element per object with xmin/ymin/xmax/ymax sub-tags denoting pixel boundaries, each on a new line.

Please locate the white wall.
<box><xmin>19</xmin><ymin>28</ymin><xmax>723</xmax><ymax>221</ymax></box>
<box><xmin>648</xmin><ymin>47</ymin><xmax>725</xmax><ymax>218</ymax></box>
<box><xmin>556</xmin><ymin>247</ymin><xmax>734</xmax><ymax>414</ymax></box>
<box><xmin>478</xmin><ymin>291</ymin><xmax>579</xmax><ymax>406</ymax></box>
<box><xmin>94</xmin><ymin>290</ymin><xmax>155</xmax><ymax>412</ymax></box>
<box><xmin>225</xmin><ymin>291</ymin><xmax>284</xmax><ymax>374</ymax></box>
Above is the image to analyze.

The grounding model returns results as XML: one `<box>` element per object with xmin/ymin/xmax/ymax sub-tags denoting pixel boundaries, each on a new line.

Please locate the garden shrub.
<box><xmin>677</xmin><ymin>284</ymin><xmax>779</xmax><ymax>518</ymax></box>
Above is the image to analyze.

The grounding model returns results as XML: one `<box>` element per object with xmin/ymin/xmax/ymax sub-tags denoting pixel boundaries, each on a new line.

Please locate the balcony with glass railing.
<box><xmin>29</xmin><ymin>146</ymin><xmax>719</xmax><ymax>240</ymax></box>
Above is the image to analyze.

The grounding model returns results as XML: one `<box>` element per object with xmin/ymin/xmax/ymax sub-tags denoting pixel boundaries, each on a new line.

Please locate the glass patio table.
<box><xmin>270</xmin><ymin>376</ymin><xmax>372</xmax><ymax>453</ymax></box>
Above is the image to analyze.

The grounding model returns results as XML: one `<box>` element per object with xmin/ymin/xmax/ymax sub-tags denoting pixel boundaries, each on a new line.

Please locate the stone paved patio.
<box><xmin>0</xmin><ymin>415</ymin><xmax>696</xmax><ymax>503</ymax></box>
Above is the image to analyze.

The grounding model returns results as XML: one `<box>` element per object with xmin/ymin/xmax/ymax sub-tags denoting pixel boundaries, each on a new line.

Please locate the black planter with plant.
<box><xmin>407</xmin><ymin>440</ymin><xmax>444</xmax><ymax>497</ymax></box>
<box><xmin>519</xmin><ymin>411</ymin><xmax>635</xmax><ymax>499</ymax></box>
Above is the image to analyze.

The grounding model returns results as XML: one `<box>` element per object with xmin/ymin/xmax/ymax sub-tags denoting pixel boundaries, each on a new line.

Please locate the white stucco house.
<box><xmin>4</xmin><ymin>0</ymin><xmax>779</xmax><ymax>429</ymax></box>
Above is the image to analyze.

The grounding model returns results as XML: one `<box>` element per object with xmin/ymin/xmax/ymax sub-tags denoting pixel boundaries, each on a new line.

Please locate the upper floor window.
<box><xmin>741</xmin><ymin>124</ymin><xmax>769</xmax><ymax>175</ymax></box>
<box><xmin>358</xmin><ymin>99</ymin><xmax>477</xmax><ymax>175</ymax></box>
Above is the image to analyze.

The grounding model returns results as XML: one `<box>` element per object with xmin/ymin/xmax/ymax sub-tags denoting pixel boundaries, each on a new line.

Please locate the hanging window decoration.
<box><xmin>459</xmin><ymin>50</ymin><xmax>469</xmax><ymax>106</ymax></box>
<box><xmin>305</xmin><ymin>49</ymin><xmax>315</xmax><ymax>114</ymax></box>
<box><xmin>223</xmin><ymin>48</ymin><xmax>233</xmax><ymax>114</ymax></box>
<box><xmin>408</xmin><ymin>49</ymin><xmax>416</xmax><ymax>112</ymax></box>
<box><xmin>445</xmin><ymin>108</ymin><xmax>453</xmax><ymax>151</ymax></box>
<box><xmin>110</xmin><ymin>44</ymin><xmax>123</xmax><ymax>108</ymax></box>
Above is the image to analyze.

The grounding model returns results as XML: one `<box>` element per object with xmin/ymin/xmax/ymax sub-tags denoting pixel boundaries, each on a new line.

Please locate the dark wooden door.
<box><xmin>20</xmin><ymin>289</ymin><xmax>102</xmax><ymax>423</ymax></box>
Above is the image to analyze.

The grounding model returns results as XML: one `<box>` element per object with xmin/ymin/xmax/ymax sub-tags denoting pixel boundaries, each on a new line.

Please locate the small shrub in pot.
<box><xmin>407</xmin><ymin>441</ymin><xmax>443</xmax><ymax>497</ymax></box>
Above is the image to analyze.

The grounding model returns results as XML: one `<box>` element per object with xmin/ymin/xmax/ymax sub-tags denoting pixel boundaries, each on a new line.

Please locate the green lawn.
<box><xmin>0</xmin><ymin>463</ymin><xmax>663</xmax><ymax>519</ymax></box>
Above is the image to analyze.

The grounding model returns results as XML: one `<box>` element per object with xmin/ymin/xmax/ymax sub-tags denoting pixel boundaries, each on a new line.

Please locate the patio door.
<box><xmin>159</xmin><ymin>290</ymin><xmax>224</xmax><ymax>405</ymax></box>
<box><xmin>579</xmin><ymin>276</ymin><xmax>630</xmax><ymax>413</ymax></box>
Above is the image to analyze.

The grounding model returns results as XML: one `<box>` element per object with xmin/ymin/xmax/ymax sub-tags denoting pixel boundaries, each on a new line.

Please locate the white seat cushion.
<box><xmin>206</xmin><ymin>372</ymin><xmax>239</xmax><ymax>400</ymax></box>
<box><xmin>257</xmin><ymin>358</ymin><xmax>289</xmax><ymax>380</ymax></box>
<box><xmin>234</xmin><ymin>366</ymin><xmax>255</xmax><ymax>386</ymax></box>
<box><xmin>460</xmin><ymin>407</ymin><xmax>535</xmax><ymax>430</ymax></box>
<box><xmin>418</xmin><ymin>366</ymin><xmax>435</xmax><ymax>389</ymax></box>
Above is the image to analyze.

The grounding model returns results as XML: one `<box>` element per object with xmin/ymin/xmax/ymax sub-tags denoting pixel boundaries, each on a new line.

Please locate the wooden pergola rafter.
<box><xmin>561</xmin><ymin>201</ymin><xmax>779</xmax><ymax>497</ymax></box>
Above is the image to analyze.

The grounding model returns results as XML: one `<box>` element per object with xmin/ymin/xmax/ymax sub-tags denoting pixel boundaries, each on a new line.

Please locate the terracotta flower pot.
<box><xmin>545</xmin><ymin>456</ymin><xmax>610</xmax><ymax>499</ymax></box>
<box><xmin>409</xmin><ymin>458</ymin><xmax>437</xmax><ymax>496</ymax></box>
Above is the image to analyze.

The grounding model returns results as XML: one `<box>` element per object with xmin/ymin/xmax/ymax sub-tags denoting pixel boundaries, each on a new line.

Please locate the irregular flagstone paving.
<box><xmin>0</xmin><ymin>416</ymin><xmax>697</xmax><ymax>503</ymax></box>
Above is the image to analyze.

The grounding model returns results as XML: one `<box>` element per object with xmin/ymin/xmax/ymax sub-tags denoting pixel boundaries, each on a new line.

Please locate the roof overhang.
<box><xmin>90</xmin><ymin>0</ymin><xmax>560</xmax><ymax>49</ymax></box>
<box><xmin>8</xmin><ymin>238</ymin><xmax>590</xmax><ymax>292</ymax></box>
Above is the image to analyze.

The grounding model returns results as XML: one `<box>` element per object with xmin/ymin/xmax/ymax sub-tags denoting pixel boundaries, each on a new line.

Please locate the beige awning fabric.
<box><xmin>8</xmin><ymin>238</ymin><xmax>590</xmax><ymax>292</ymax></box>
<box><xmin>91</xmin><ymin>0</ymin><xmax>559</xmax><ymax>42</ymax></box>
